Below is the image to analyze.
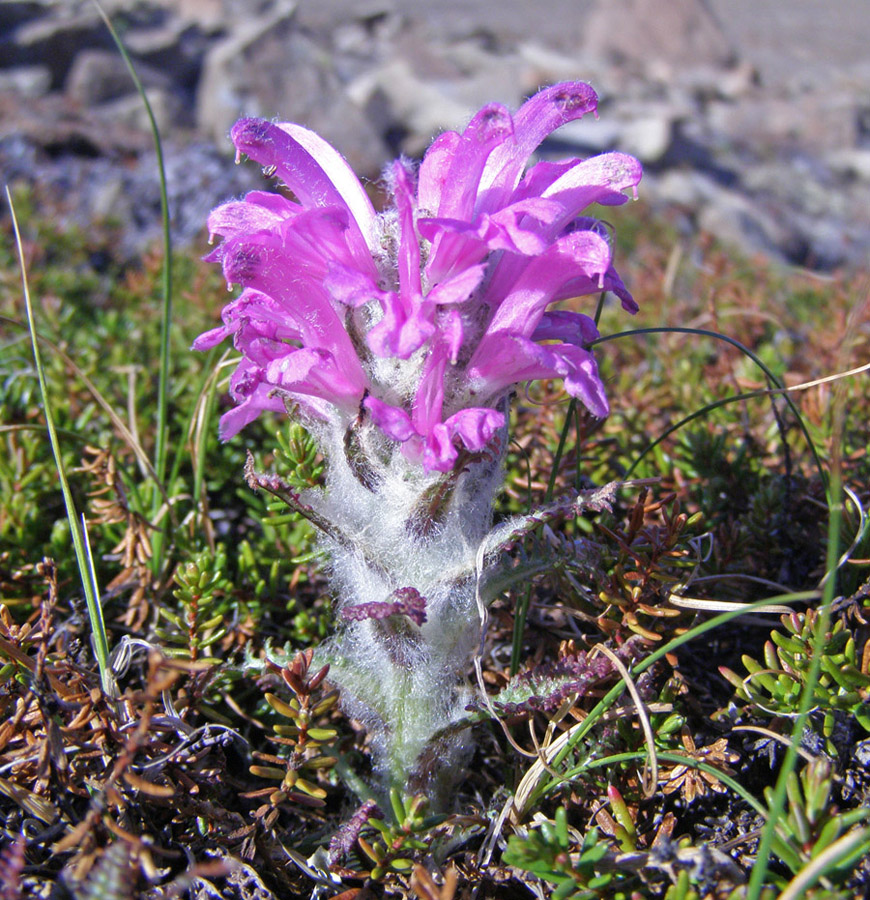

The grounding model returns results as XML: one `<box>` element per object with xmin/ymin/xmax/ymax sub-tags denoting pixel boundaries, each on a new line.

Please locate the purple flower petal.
<box><xmin>426</xmin><ymin>263</ymin><xmax>487</xmax><ymax>305</ymax></box>
<box><xmin>191</xmin><ymin>324</ymin><xmax>231</xmax><ymax>352</ymax></box>
<box><xmin>219</xmin><ymin>371</ymin><xmax>286</xmax><ymax>440</ymax></box>
<box><xmin>444</xmin><ymin>407</ymin><xmax>505</xmax><ymax>452</ymax></box>
<box><xmin>477</xmin><ymin>82</ymin><xmax>599</xmax><ymax>212</ymax></box>
<box><xmin>468</xmin><ymin>334</ymin><xmax>609</xmax><ymax>417</ymax></box>
<box><xmin>535</xmin><ymin>152</ymin><xmax>644</xmax><ymax>239</ymax></box>
<box><xmin>199</xmin><ymin>82</ymin><xmax>640</xmax><ymax>465</ymax></box>
<box><xmin>435</xmin><ymin>103</ymin><xmax>514</xmax><ymax>220</ymax></box>
<box><xmin>367</xmin><ymin>291</ymin><xmax>436</xmax><ymax>359</ymax></box>
<box><xmin>478</xmin><ymin>229</ymin><xmax>613</xmax><ymax>340</ymax></box>
<box><xmin>324</xmin><ymin>263</ymin><xmax>385</xmax><ymax>308</ymax></box>
<box><xmin>364</xmin><ymin>396</ymin><xmax>416</xmax><ymax>442</ymax></box>
<box><xmin>422</xmin><ymin>423</ymin><xmax>457</xmax><ymax>472</ymax></box>
<box><xmin>207</xmin><ymin>193</ymin><xmax>298</xmax><ymax>243</ymax></box>
<box><xmin>265</xmin><ymin>347</ymin><xmax>365</xmax><ymax>411</ymax></box>
<box><xmin>230</xmin><ymin>118</ymin><xmax>376</xmax><ymax>266</ymax></box>
<box><xmin>532</xmin><ymin>310</ymin><xmax>600</xmax><ymax>347</ymax></box>
<box><xmin>394</xmin><ymin>160</ymin><xmax>423</xmax><ymax>302</ymax></box>
<box><xmin>220</xmin><ymin>224</ymin><xmax>366</xmax><ymax>361</ymax></box>
<box><xmin>417</xmin><ymin>130</ymin><xmax>461</xmax><ymax>215</ymax></box>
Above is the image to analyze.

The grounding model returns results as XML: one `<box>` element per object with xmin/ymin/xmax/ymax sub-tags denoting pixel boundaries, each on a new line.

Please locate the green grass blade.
<box><xmin>777</xmin><ymin>826</ymin><xmax>870</xmax><ymax>900</ymax></box>
<box><xmin>545</xmin><ymin>399</ymin><xmax>577</xmax><ymax>503</ymax></box>
<box><xmin>564</xmin><ymin>750</ymin><xmax>768</xmax><ymax>818</ymax></box>
<box><xmin>7</xmin><ymin>187</ymin><xmax>113</xmax><ymax>696</ymax></box>
<box><xmin>745</xmin><ymin>456</ymin><xmax>842</xmax><ymax>898</ymax></box>
<box><xmin>0</xmin><ymin>314</ymin><xmax>168</xmax><ymax>497</ymax></box>
<box><xmin>509</xmin><ymin>584</ymin><xmax>533</xmax><ymax>677</ymax></box>
<box><xmin>176</xmin><ymin>347</ymin><xmax>224</xmax><ymax>509</ymax></box>
<box><xmin>80</xmin><ymin>513</ymin><xmax>113</xmax><ymax>696</ymax></box>
<box><xmin>94</xmin><ymin>1</ymin><xmax>174</xmax><ymax>577</ymax></box>
<box><xmin>514</xmin><ymin>589</ymin><xmax>819</xmax><ymax>815</ymax></box>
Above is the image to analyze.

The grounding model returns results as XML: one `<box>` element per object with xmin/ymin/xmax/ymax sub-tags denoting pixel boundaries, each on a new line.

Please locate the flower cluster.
<box><xmin>195</xmin><ymin>81</ymin><xmax>641</xmax><ymax>472</ymax></box>
<box><xmin>198</xmin><ymin>82</ymin><xmax>641</xmax><ymax>800</ymax></box>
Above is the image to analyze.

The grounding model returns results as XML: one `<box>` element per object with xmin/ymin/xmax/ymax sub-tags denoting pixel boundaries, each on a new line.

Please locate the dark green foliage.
<box><xmin>356</xmin><ymin>790</ymin><xmax>447</xmax><ymax>882</ymax></box>
<box><xmin>504</xmin><ymin>808</ymin><xmax>636</xmax><ymax>899</ymax></box>
<box><xmin>158</xmin><ymin>545</ymin><xmax>231</xmax><ymax>663</ymax></box>
<box><xmin>721</xmin><ymin>609</ymin><xmax>870</xmax><ymax>753</ymax></box>
<box><xmin>765</xmin><ymin>759</ymin><xmax>870</xmax><ymax>888</ymax></box>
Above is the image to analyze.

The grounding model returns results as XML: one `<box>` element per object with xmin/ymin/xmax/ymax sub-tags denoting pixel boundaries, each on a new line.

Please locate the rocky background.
<box><xmin>2</xmin><ymin>0</ymin><xmax>869</xmax><ymax>270</ymax></box>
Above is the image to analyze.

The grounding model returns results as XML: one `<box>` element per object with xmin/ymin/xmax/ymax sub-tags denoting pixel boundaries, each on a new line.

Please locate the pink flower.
<box><xmin>195</xmin><ymin>82</ymin><xmax>641</xmax><ymax>471</ymax></box>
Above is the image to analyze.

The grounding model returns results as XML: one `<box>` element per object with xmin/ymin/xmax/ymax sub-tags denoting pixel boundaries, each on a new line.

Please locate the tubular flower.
<box><xmin>195</xmin><ymin>82</ymin><xmax>642</xmax><ymax>472</ymax></box>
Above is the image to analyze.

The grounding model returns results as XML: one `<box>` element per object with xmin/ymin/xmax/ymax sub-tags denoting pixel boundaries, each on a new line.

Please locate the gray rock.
<box><xmin>652</xmin><ymin>169</ymin><xmax>719</xmax><ymax>209</ymax></box>
<box><xmin>707</xmin><ymin>89</ymin><xmax>864</xmax><ymax>156</ymax></box>
<box><xmin>121</xmin><ymin>19</ymin><xmax>212</xmax><ymax>93</ymax></box>
<box><xmin>515</xmin><ymin>42</ymin><xmax>597</xmax><ymax>93</ymax></box>
<box><xmin>695</xmin><ymin>187</ymin><xmax>799</xmax><ymax>264</ymax></box>
<box><xmin>11</xmin><ymin>8</ymin><xmax>114</xmax><ymax>88</ymax></box>
<box><xmin>0</xmin><ymin>90</ymin><xmax>154</xmax><ymax>156</ymax></box>
<box><xmin>348</xmin><ymin>58</ymin><xmax>474</xmax><ymax>157</ymax></box>
<box><xmin>581</xmin><ymin>0</ymin><xmax>736</xmax><ymax>75</ymax></box>
<box><xmin>543</xmin><ymin>117</ymin><xmax>625</xmax><ymax>156</ymax></box>
<box><xmin>194</xmin><ymin>0</ymin><xmax>298</xmax><ymax>139</ymax></box>
<box><xmin>0</xmin><ymin>1</ymin><xmax>50</xmax><ymax>32</ymax></box>
<box><xmin>66</xmin><ymin>49</ymin><xmax>168</xmax><ymax>107</ymax></box>
<box><xmin>0</xmin><ymin>65</ymin><xmax>52</xmax><ymax>98</ymax></box>
<box><xmin>827</xmin><ymin>150</ymin><xmax>870</xmax><ymax>183</ymax></box>
<box><xmin>543</xmin><ymin>101</ymin><xmax>681</xmax><ymax>164</ymax></box>
<box><xmin>97</xmin><ymin>88</ymin><xmax>180</xmax><ymax>136</ymax></box>
<box><xmin>620</xmin><ymin>115</ymin><xmax>675</xmax><ymax>164</ymax></box>
<box><xmin>149</xmin><ymin>0</ymin><xmax>225</xmax><ymax>30</ymax></box>
<box><xmin>195</xmin><ymin>0</ymin><xmax>388</xmax><ymax>175</ymax></box>
<box><xmin>2</xmin><ymin>0</ymin><xmax>868</xmax><ymax>271</ymax></box>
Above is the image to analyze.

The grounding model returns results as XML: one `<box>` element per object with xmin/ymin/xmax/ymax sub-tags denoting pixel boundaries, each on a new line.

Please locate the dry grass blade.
<box><xmin>593</xmin><ymin>645</ymin><xmax>658</xmax><ymax>798</ymax></box>
<box><xmin>776</xmin><ymin>827</ymin><xmax>870</xmax><ymax>900</ymax></box>
<box><xmin>731</xmin><ymin>725</ymin><xmax>819</xmax><ymax>765</ymax></box>
<box><xmin>667</xmin><ymin>595</ymin><xmax>794</xmax><ymax>615</ymax></box>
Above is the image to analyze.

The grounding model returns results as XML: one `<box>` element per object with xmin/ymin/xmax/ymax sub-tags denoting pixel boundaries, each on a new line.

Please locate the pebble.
<box><xmin>0</xmin><ymin>0</ymin><xmax>868</xmax><ymax>271</ymax></box>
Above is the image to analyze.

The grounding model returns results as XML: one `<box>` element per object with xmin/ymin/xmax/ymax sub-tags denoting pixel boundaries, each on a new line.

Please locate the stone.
<box><xmin>696</xmin><ymin>187</ymin><xmax>803</xmax><ymax>264</ymax></box>
<box><xmin>827</xmin><ymin>150</ymin><xmax>870</xmax><ymax>183</ymax></box>
<box><xmin>66</xmin><ymin>49</ymin><xmax>166</xmax><ymax>107</ymax></box>
<box><xmin>652</xmin><ymin>169</ymin><xmax>719</xmax><ymax>209</ymax></box>
<box><xmin>97</xmin><ymin>88</ymin><xmax>179</xmax><ymax>136</ymax></box>
<box><xmin>0</xmin><ymin>89</ymin><xmax>152</xmax><ymax>157</ymax></box>
<box><xmin>707</xmin><ymin>90</ymin><xmax>862</xmax><ymax>156</ymax></box>
<box><xmin>150</xmin><ymin>0</ymin><xmax>224</xmax><ymax>30</ymax></box>
<box><xmin>581</xmin><ymin>0</ymin><xmax>737</xmax><ymax>75</ymax></box>
<box><xmin>515</xmin><ymin>42</ymin><xmax>595</xmax><ymax>93</ymax></box>
<box><xmin>0</xmin><ymin>65</ymin><xmax>52</xmax><ymax>98</ymax></box>
<box><xmin>620</xmin><ymin>115</ymin><xmax>675</xmax><ymax>164</ymax></box>
<box><xmin>10</xmin><ymin>8</ymin><xmax>113</xmax><ymax>87</ymax></box>
<box><xmin>121</xmin><ymin>18</ymin><xmax>212</xmax><ymax>90</ymax></box>
<box><xmin>195</xmin><ymin>0</ymin><xmax>389</xmax><ymax>176</ymax></box>
<box><xmin>1</xmin><ymin>0</ymin><xmax>867</xmax><ymax>271</ymax></box>
<box><xmin>544</xmin><ymin>117</ymin><xmax>624</xmax><ymax>156</ymax></box>
<box><xmin>348</xmin><ymin>58</ymin><xmax>473</xmax><ymax>157</ymax></box>
<box><xmin>0</xmin><ymin>1</ymin><xmax>48</xmax><ymax>33</ymax></box>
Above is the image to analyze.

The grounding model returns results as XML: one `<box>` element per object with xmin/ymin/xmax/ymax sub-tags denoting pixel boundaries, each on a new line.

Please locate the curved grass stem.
<box><xmin>592</xmin><ymin>325</ymin><xmax>829</xmax><ymax>500</ymax></box>
<box><xmin>95</xmin><ymin>1</ymin><xmax>174</xmax><ymax>579</ymax></box>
